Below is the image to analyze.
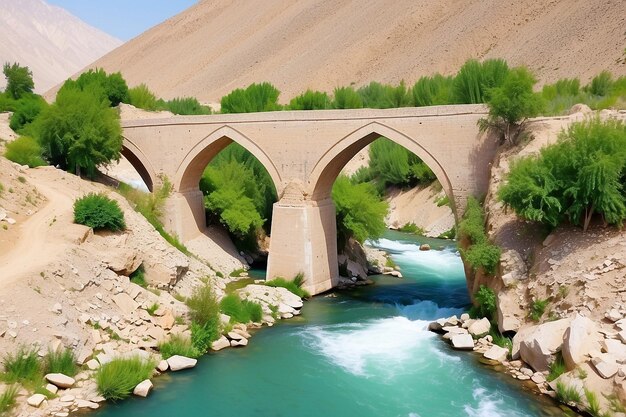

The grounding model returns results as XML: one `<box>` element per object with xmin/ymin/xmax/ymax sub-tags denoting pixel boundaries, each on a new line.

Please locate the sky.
<box><xmin>46</xmin><ymin>0</ymin><xmax>198</xmax><ymax>41</ymax></box>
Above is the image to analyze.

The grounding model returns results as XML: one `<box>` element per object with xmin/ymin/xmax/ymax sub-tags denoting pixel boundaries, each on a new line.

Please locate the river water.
<box><xmin>96</xmin><ymin>231</ymin><xmax>564</xmax><ymax>417</ymax></box>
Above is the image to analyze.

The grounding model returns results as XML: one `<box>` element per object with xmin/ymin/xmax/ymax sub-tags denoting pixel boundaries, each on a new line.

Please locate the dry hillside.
<box><xmin>76</xmin><ymin>0</ymin><xmax>626</xmax><ymax>103</ymax></box>
<box><xmin>0</xmin><ymin>0</ymin><xmax>121</xmax><ymax>93</ymax></box>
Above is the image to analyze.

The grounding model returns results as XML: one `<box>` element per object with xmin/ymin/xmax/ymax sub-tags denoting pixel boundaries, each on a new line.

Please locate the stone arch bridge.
<box><xmin>121</xmin><ymin>104</ymin><xmax>498</xmax><ymax>295</ymax></box>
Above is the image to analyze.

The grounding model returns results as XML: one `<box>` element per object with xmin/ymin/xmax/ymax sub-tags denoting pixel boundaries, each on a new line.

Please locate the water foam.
<box><xmin>304</xmin><ymin>317</ymin><xmax>435</xmax><ymax>378</ymax></box>
<box><xmin>463</xmin><ymin>386</ymin><xmax>528</xmax><ymax>417</ymax></box>
<box><xmin>396</xmin><ymin>300</ymin><xmax>464</xmax><ymax>321</ymax></box>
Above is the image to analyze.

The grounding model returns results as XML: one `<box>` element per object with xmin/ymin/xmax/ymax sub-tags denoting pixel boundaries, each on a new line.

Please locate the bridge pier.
<box><xmin>163</xmin><ymin>189</ymin><xmax>205</xmax><ymax>242</ymax></box>
<box><xmin>267</xmin><ymin>198</ymin><xmax>339</xmax><ymax>295</ymax></box>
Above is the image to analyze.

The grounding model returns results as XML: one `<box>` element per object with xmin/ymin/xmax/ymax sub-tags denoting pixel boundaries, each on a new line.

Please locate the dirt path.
<box><xmin>0</xmin><ymin>170</ymin><xmax>75</xmax><ymax>287</ymax></box>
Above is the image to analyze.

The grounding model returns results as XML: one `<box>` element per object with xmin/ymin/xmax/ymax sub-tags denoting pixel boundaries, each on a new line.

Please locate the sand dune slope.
<box><xmin>83</xmin><ymin>0</ymin><xmax>626</xmax><ymax>102</ymax></box>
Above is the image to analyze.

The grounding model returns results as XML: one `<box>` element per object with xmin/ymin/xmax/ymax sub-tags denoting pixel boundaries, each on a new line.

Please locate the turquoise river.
<box><xmin>95</xmin><ymin>231</ymin><xmax>568</xmax><ymax>417</ymax></box>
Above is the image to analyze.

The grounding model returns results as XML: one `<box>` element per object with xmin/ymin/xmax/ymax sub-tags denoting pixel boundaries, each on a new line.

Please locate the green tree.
<box><xmin>332</xmin><ymin>175</ymin><xmax>388</xmax><ymax>246</ymax></box>
<box><xmin>63</xmin><ymin>68</ymin><xmax>130</xmax><ymax>106</ymax></box>
<box><xmin>369</xmin><ymin>138</ymin><xmax>435</xmax><ymax>187</ymax></box>
<box><xmin>480</xmin><ymin>67</ymin><xmax>544</xmax><ymax>144</ymax></box>
<box><xmin>9</xmin><ymin>94</ymin><xmax>47</xmax><ymax>133</ymax></box>
<box><xmin>35</xmin><ymin>84</ymin><xmax>122</xmax><ymax>177</ymax></box>
<box><xmin>3</xmin><ymin>62</ymin><xmax>34</xmax><ymax>99</ymax></box>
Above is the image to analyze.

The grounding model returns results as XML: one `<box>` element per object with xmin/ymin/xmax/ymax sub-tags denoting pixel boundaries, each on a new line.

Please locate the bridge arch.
<box><xmin>121</xmin><ymin>137</ymin><xmax>158</xmax><ymax>192</ymax></box>
<box><xmin>174</xmin><ymin>125</ymin><xmax>283</xmax><ymax>195</ymax></box>
<box><xmin>308</xmin><ymin>121</ymin><xmax>458</xmax><ymax>218</ymax></box>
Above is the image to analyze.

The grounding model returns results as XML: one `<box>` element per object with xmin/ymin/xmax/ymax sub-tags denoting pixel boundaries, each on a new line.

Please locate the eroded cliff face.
<box><xmin>473</xmin><ymin>109</ymin><xmax>626</xmax><ymax>409</ymax></box>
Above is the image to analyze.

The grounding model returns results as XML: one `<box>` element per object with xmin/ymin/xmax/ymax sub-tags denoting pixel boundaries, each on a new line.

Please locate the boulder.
<box><xmin>451</xmin><ymin>334</ymin><xmax>474</xmax><ymax>350</ymax></box>
<box><xmin>562</xmin><ymin>314</ymin><xmax>602</xmax><ymax>370</ymax></box>
<box><xmin>27</xmin><ymin>393</ymin><xmax>46</xmax><ymax>407</ymax></box>
<box><xmin>75</xmin><ymin>400</ymin><xmax>99</xmax><ymax>409</ymax></box>
<box><xmin>45</xmin><ymin>383</ymin><xmax>58</xmax><ymax>395</ymax></box>
<box><xmin>230</xmin><ymin>338</ymin><xmax>249</xmax><ymax>347</ymax></box>
<box><xmin>45</xmin><ymin>373</ymin><xmax>75</xmax><ymax>388</ymax></box>
<box><xmin>103</xmin><ymin>248</ymin><xmax>142</xmax><ymax>276</ymax></box>
<box><xmin>211</xmin><ymin>336</ymin><xmax>230</xmax><ymax>351</ymax></box>
<box><xmin>227</xmin><ymin>331</ymin><xmax>245</xmax><ymax>341</ymax></box>
<box><xmin>157</xmin><ymin>360</ymin><xmax>169</xmax><ymax>372</ymax></box>
<box><xmin>483</xmin><ymin>345</ymin><xmax>509</xmax><ymax>362</ymax></box>
<box><xmin>113</xmin><ymin>293</ymin><xmax>139</xmax><ymax>315</ymax></box>
<box><xmin>133</xmin><ymin>379</ymin><xmax>153</xmax><ymax>397</ymax></box>
<box><xmin>166</xmin><ymin>355</ymin><xmax>197</xmax><ymax>371</ymax></box>
<box><xmin>497</xmin><ymin>290</ymin><xmax>522</xmax><ymax>333</ymax></box>
<box><xmin>419</xmin><ymin>244</ymin><xmax>430</xmax><ymax>251</ymax></box>
<box><xmin>591</xmin><ymin>357</ymin><xmax>618</xmax><ymax>379</ymax></box>
<box><xmin>513</xmin><ymin>318</ymin><xmax>571</xmax><ymax>372</ymax></box>
<box><xmin>468</xmin><ymin>318</ymin><xmax>491</xmax><ymax>337</ymax></box>
<box><xmin>158</xmin><ymin>309</ymin><xmax>175</xmax><ymax>330</ymax></box>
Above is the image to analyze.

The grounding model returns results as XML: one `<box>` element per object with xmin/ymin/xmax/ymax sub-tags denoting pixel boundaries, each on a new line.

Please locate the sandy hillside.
<box><xmin>0</xmin><ymin>0</ymin><xmax>121</xmax><ymax>93</ymax></box>
<box><xmin>68</xmin><ymin>0</ymin><xmax>626</xmax><ymax>103</ymax></box>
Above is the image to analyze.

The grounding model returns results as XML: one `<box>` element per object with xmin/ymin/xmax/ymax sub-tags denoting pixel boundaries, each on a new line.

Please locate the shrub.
<box><xmin>64</xmin><ymin>69</ymin><xmax>130</xmax><ymax>106</ymax></box>
<box><xmin>9</xmin><ymin>94</ymin><xmax>46</xmax><ymax>133</ymax></box>
<box><xmin>453</xmin><ymin>59</ymin><xmax>509</xmax><ymax>104</ymax></box>
<box><xmin>489</xmin><ymin>327</ymin><xmax>512</xmax><ymax>353</ymax></box>
<box><xmin>437</xmin><ymin>227</ymin><xmax>456</xmax><ymax>240</ymax></box>
<box><xmin>4</xmin><ymin>136</ymin><xmax>46</xmax><ymax>167</ymax></box>
<box><xmin>219</xmin><ymin>294</ymin><xmax>263</xmax><ymax>323</ymax></box>
<box><xmin>480</xmin><ymin>66</ymin><xmax>544</xmax><ymax>144</ymax></box>
<box><xmin>358</xmin><ymin>82</ymin><xmax>389</xmax><ymax>108</ymax></box>
<box><xmin>158</xmin><ymin>334</ymin><xmax>200</xmax><ymax>359</ymax></box>
<box><xmin>383</xmin><ymin>81</ymin><xmax>411</xmax><ymax>108</ymax></box>
<box><xmin>129</xmin><ymin>83</ymin><xmax>159</xmax><ymax>110</ymax></box>
<box><xmin>129</xmin><ymin>265</ymin><xmax>147</xmax><ymax>288</ymax></box>
<box><xmin>332</xmin><ymin>87</ymin><xmax>363</xmax><ymax>109</ymax></box>
<box><xmin>186</xmin><ymin>284</ymin><xmax>220</xmax><ymax>331</ymax></box>
<box><xmin>369</xmin><ymin>138</ymin><xmax>435</xmax><ymax>187</ymax></box>
<box><xmin>555</xmin><ymin>381</ymin><xmax>581</xmax><ymax>405</ymax></box>
<box><xmin>164</xmin><ymin>97</ymin><xmax>211</xmax><ymax>115</ymax></box>
<box><xmin>95</xmin><ymin>357</ymin><xmax>155</xmax><ymax>401</ymax></box>
<box><xmin>472</xmin><ymin>285</ymin><xmax>497</xmax><ymax>321</ymax></box>
<box><xmin>36</xmin><ymin>83</ymin><xmax>122</xmax><ymax>177</ymax></box>
<box><xmin>529</xmin><ymin>298</ymin><xmax>548</xmax><ymax>322</ymax></box>
<box><xmin>2</xmin><ymin>347</ymin><xmax>41</xmax><ymax>384</ymax></box>
<box><xmin>73</xmin><ymin>193</ymin><xmax>126</xmax><ymax>231</ymax></box>
<box><xmin>587</xmin><ymin>71</ymin><xmax>613</xmax><ymax>96</ymax></box>
<box><xmin>398</xmin><ymin>222</ymin><xmax>425</xmax><ymax>235</ymax></box>
<box><xmin>547</xmin><ymin>353</ymin><xmax>566</xmax><ymax>381</ymax></box>
<box><xmin>584</xmin><ymin>388</ymin><xmax>602</xmax><ymax>417</ymax></box>
<box><xmin>498</xmin><ymin>117</ymin><xmax>626</xmax><ymax>231</ymax></box>
<box><xmin>146</xmin><ymin>303</ymin><xmax>159</xmax><ymax>316</ymax></box>
<box><xmin>190</xmin><ymin>321</ymin><xmax>218</xmax><ymax>354</ymax></box>
<box><xmin>220</xmin><ymin>82</ymin><xmax>281</xmax><ymax>113</ymax></box>
<box><xmin>288</xmin><ymin>90</ymin><xmax>330</xmax><ymax>110</ymax></box>
<box><xmin>0</xmin><ymin>385</ymin><xmax>18</xmax><ymax>415</ymax></box>
<box><xmin>265</xmin><ymin>273</ymin><xmax>310</xmax><ymax>298</ymax></box>
<box><xmin>412</xmin><ymin>74</ymin><xmax>454</xmax><ymax>106</ymax></box>
<box><xmin>465</xmin><ymin>243</ymin><xmax>501</xmax><ymax>275</ymax></box>
<box><xmin>332</xmin><ymin>175</ymin><xmax>388</xmax><ymax>246</ymax></box>
<box><xmin>44</xmin><ymin>348</ymin><xmax>77</xmax><ymax>377</ymax></box>
<box><xmin>435</xmin><ymin>195</ymin><xmax>450</xmax><ymax>207</ymax></box>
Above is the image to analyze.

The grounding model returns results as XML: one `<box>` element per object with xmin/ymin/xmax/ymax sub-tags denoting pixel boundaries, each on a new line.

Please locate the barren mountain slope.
<box><xmin>0</xmin><ymin>0</ymin><xmax>122</xmax><ymax>93</ymax></box>
<box><xmin>81</xmin><ymin>0</ymin><xmax>626</xmax><ymax>102</ymax></box>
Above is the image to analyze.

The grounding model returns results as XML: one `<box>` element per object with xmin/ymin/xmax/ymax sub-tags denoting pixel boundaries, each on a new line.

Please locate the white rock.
<box><xmin>166</xmin><ymin>355</ymin><xmax>197</xmax><ymax>371</ymax></box>
<box><xmin>591</xmin><ymin>357</ymin><xmax>618</xmax><ymax>379</ymax></box>
<box><xmin>227</xmin><ymin>331</ymin><xmax>245</xmax><ymax>341</ymax></box>
<box><xmin>45</xmin><ymin>383</ymin><xmax>58</xmax><ymax>395</ymax></box>
<box><xmin>606</xmin><ymin>309</ymin><xmax>622</xmax><ymax>322</ymax></box>
<box><xmin>468</xmin><ymin>318</ymin><xmax>491</xmax><ymax>337</ymax></box>
<box><xmin>483</xmin><ymin>345</ymin><xmax>509</xmax><ymax>362</ymax></box>
<box><xmin>86</xmin><ymin>359</ymin><xmax>100</xmax><ymax>370</ymax></box>
<box><xmin>113</xmin><ymin>293</ymin><xmax>140</xmax><ymax>315</ymax></box>
<box><xmin>618</xmin><ymin>330</ymin><xmax>626</xmax><ymax>344</ymax></box>
<box><xmin>514</xmin><ymin>318</ymin><xmax>571</xmax><ymax>372</ymax></box>
<box><xmin>27</xmin><ymin>393</ymin><xmax>46</xmax><ymax>407</ymax></box>
<box><xmin>51</xmin><ymin>303</ymin><xmax>63</xmax><ymax>314</ymax></box>
<box><xmin>562</xmin><ymin>314</ymin><xmax>601</xmax><ymax>370</ymax></box>
<box><xmin>59</xmin><ymin>394</ymin><xmax>75</xmax><ymax>402</ymax></box>
<box><xmin>45</xmin><ymin>373</ymin><xmax>75</xmax><ymax>388</ymax></box>
<box><xmin>211</xmin><ymin>336</ymin><xmax>231</xmax><ymax>351</ymax></box>
<box><xmin>230</xmin><ymin>338</ymin><xmax>249</xmax><ymax>347</ymax></box>
<box><xmin>157</xmin><ymin>360</ymin><xmax>169</xmax><ymax>372</ymax></box>
<box><xmin>451</xmin><ymin>334</ymin><xmax>474</xmax><ymax>350</ymax></box>
<box><xmin>133</xmin><ymin>379</ymin><xmax>153</xmax><ymax>397</ymax></box>
<box><xmin>460</xmin><ymin>313</ymin><xmax>470</xmax><ymax>322</ymax></box>
<box><xmin>76</xmin><ymin>400</ymin><xmax>99</xmax><ymax>409</ymax></box>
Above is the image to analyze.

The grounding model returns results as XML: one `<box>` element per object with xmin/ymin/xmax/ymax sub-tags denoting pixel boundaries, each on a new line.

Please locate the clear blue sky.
<box><xmin>46</xmin><ymin>0</ymin><xmax>198</xmax><ymax>41</ymax></box>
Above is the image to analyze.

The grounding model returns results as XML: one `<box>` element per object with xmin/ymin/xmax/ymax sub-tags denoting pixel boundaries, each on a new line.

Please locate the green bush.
<box><xmin>36</xmin><ymin>83</ymin><xmax>122</xmax><ymax>177</ymax></box>
<box><xmin>358</xmin><ymin>82</ymin><xmax>389</xmax><ymax>108</ymax></box>
<box><xmin>129</xmin><ymin>83</ymin><xmax>159</xmax><ymax>110</ymax></box>
<box><xmin>1</xmin><ymin>347</ymin><xmax>41</xmax><ymax>384</ymax></box>
<box><xmin>529</xmin><ymin>298</ymin><xmax>548</xmax><ymax>322</ymax></box>
<box><xmin>332</xmin><ymin>175</ymin><xmax>388</xmax><ymax>246</ymax></box>
<box><xmin>220</xmin><ymin>82</ymin><xmax>281</xmax><ymax>113</ymax></box>
<box><xmin>369</xmin><ymin>138</ymin><xmax>435</xmax><ymax>187</ymax></box>
<box><xmin>481</xmin><ymin>66</ymin><xmax>544</xmax><ymax>144</ymax></box>
<box><xmin>190</xmin><ymin>321</ymin><xmax>217</xmax><ymax>354</ymax></box>
<box><xmin>0</xmin><ymin>385</ymin><xmax>18</xmax><ymax>415</ymax></box>
<box><xmin>288</xmin><ymin>90</ymin><xmax>330</xmax><ymax>110</ymax></box>
<box><xmin>453</xmin><ymin>59</ymin><xmax>509</xmax><ymax>104</ymax></box>
<box><xmin>584</xmin><ymin>388</ymin><xmax>602</xmax><ymax>417</ymax></box>
<box><xmin>499</xmin><ymin>117</ymin><xmax>626</xmax><ymax>231</ymax></box>
<box><xmin>398</xmin><ymin>222</ymin><xmax>425</xmax><ymax>235</ymax></box>
<box><xmin>489</xmin><ymin>326</ymin><xmax>512</xmax><ymax>353</ymax></box>
<box><xmin>73</xmin><ymin>193</ymin><xmax>126</xmax><ymax>231</ymax></box>
<box><xmin>164</xmin><ymin>97</ymin><xmax>211</xmax><ymax>115</ymax></box>
<box><xmin>185</xmin><ymin>283</ymin><xmax>221</xmax><ymax>346</ymax></box>
<box><xmin>9</xmin><ymin>94</ymin><xmax>46</xmax><ymax>133</ymax></box>
<box><xmin>220</xmin><ymin>294</ymin><xmax>263</xmax><ymax>323</ymax></box>
<box><xmin>332</xmin><ymin>87</ymin><xmax>363</xmax><ymax>109</ymax></box>
<box><xmin>412</xmin><ymin>74</ymin><xmax>454</xmax><ymax>106</ymax></box>
<box><xmin>465</xmin><ymin>243</ymin><xmax>501</xmax><ymax>275</ymax></box>
<box><xmin>158</xmin><ymin>334</ymin><xmax>201</xmax><ymax>359</ymax></box>
<box><xmin>4</xmin><ymin>136</ymin><xmax>46</xmax><ymax>167</ymax></box>
<box><xmin>472</xmin><ymin>285</ymin><xmax>497</xmax><ymax>321</ymax></box>
<box><xmin>265</xmin><ymin>273</ymin><xmax>310</xmax><ymax>298</ymax></box>
<box><xmin>95</xmin><ymin>357</ymin><xmax>155</xmax><ymax>401</ymax></box>
<box><xmin>458</xmin><ymin>197</ymin><xmax>487</xmax><ymax>244</ymax></box>
<box><xmin>587</xmin><ymin>71</ymin><xmax>613</xmax><ymax>96</ymax></box>
<box><xmin>44</xmin><ymin>348</ymin><xmax>77</xmax><ymax>377</ymax></box>
<box><xmin>63</xmin><ymin>69</ymin><xmax>130</xmax><ymax>106</ymax></box>
<box><xmin>129</xmin><ymin>265</ymin><xmax>147</xmax><ymax>288</ymax></box>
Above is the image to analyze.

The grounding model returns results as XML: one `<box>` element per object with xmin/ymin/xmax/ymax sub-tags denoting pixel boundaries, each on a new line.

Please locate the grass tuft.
<box><xmin>158</xmin><ymin>334</ymin><xmax>201</xmax><ymax>359</ymax></box>
<box><xmin>1</xmin><ymin>346</ymin><xmax>42</xmax><ymax>384</ymax></box>
<box><xmin>265</xmin><ymin>273</ymin><xmax>310</xmax><ymax>299</ymax></box>
<box><xmin>0</xmin><ymin>385</ymin><xmax>18</xmax><ymax>415</ymax></box>
<box><xmin>95</xmin><ymin>357</ymin><xmax>155</xmax><ymax>401</ymax></box>
<box><xmin>555</xmin><ymin>381</ymin><xmax>581</xmax><ymax>405</ymax></box>
<box><xmin>220</xmin><ymin>294</ymin><xmax>263</xmax><ymax>324</ymax></box>
<box><xmin>44</xmin><ymin>348</ymin><xmax>77</xmax><ymax>377</ymax></box>
<box><xmin>547</xmin><ymin>352</ymin><xmax>566</xmax><ymax>382</ymax></box>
